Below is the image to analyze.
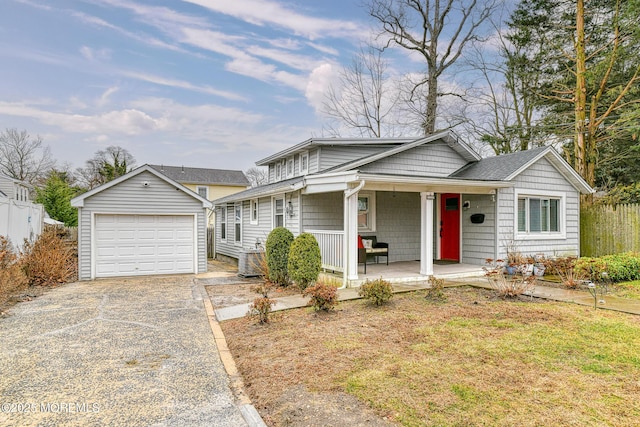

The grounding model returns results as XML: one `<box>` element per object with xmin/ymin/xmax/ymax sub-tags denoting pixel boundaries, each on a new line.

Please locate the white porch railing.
<box><xmin>306</xmin><ymin>229</ymin><xmax>344</xmax><ymax>272</ymax></box>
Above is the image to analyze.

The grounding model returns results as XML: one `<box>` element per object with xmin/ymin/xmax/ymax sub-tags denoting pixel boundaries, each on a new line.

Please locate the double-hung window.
<box><xmin>300</xmin><ymin>151</ymin><xmax>309</xmax><ymax>174</ymax></box>
<box><xmin>515</xmin><ymin>190</ymin><xmax>565</xmax><ymax>239</ymax></box>
<box><xmin>196</xmin><ymin>186</ymin><xmax>208</xmax><ymax>199</ymax></box>
<box><xmin>234</xmin><ymin>203</ymin><xmax>242</xmax><ymax>245</ymax></box>
<box><xmin>250</xmin><ymin>199</ymin><xmax>259</xmax><ymax>225</ymax></box>
<box><xmin>286</xmin><ymin>157</ymin><xmax>294</xmax><ymax>178</ymax></box>
<box><xmin>357</xmin><ymin>191</ymin><xmax>376</xmax><ymax>232</ymax></box>
<box><xmin>220</xmin><ymin>206</ymin><xmax>227</xmax><ymax>241</ymax></box>
<box><xmin>273</xmin><ymin>197</ymin><xmax>285</xmax><ymax>227</ymax></box>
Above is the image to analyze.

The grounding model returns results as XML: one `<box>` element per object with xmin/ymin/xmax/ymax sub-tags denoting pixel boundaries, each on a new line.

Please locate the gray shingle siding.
<box><xmin>496</xmin><ymin>157</ymin><xmax>580</xmax><ymax>259</ymax></box>
<box><xmin>77</xmin><ymin>170</ymin><xmax>208</xmax><ymax>280</ymax></box>
<box><xmin>318</xmin><ymin>146</ymin><xmax>389</xmax><ymax>171</ymax></box>
<box><xmin>461</xmin><ymin>194</ymin><xmax>496</xmax><ymax>266</ymax></box>
<box><xmin>302</xmin><ymin>193</ymin><xmax>343</xmax><ymax>230</ymax></box>
<box><xmin>360</xmin><ymin>141</ymin><xmax>468</xmax><ymax>177</ymax></box>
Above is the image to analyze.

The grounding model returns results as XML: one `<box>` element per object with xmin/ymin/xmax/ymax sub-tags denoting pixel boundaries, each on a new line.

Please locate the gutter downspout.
<box><xmin>341</xmin><ymin>179</ymin><xmax>365</xmax><ymax>289</ymax></box>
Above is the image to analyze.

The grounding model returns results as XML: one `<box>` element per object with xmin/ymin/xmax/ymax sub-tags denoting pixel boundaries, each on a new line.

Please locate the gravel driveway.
<box><xmin>0</xmin><ymin>276</ymin><xmax>247</xmax><ymax>427</ymax></box>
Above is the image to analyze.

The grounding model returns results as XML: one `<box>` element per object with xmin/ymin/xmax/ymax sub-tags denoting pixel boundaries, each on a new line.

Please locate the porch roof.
<box><xmin>303</xmin><ymin>171</ymin><xmax>511</xmax><ymax>195</ymax></box>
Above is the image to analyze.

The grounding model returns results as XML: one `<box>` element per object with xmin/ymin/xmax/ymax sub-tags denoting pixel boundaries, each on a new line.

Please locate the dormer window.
<box><xmin>300</xmin><ymin>151</ymin><xmax>309</xmax><ymax>174</ymax></box>
<box><xmin>286</xmin><ymin>157</ymin><xmax>294</xmax><ymax>178</ymax></box>
<box><xmin>275</xmin><ymin>162</ymin><xmax>282</xmax><ymax>181</ymax></box>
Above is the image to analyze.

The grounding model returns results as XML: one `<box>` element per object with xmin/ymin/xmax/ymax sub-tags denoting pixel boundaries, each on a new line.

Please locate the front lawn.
<box><xmin>221</xmin><ymin>286</ymin><xmax>640</xmax><ymax>426</ymax></box>
<box><xmin>613</xmin><ymin>280</ymin><xmax>640</xmax><ymax>301</ymax></box>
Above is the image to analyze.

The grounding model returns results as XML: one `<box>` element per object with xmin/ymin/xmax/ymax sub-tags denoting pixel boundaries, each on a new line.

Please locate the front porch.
<box><xmin>319</xmin><ymin>260</ymin><xmax>485</xmax><ymax>287</ymax></box>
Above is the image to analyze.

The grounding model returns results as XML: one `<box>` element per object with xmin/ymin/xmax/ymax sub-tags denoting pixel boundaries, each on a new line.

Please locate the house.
<box><xmin>149</xmin><ymin>165</ymin><xmax>249</xmax><ymax>225</ymax></box>
<box><xmin>0</xmin><ymin>174</ymin><xmax>43</xmax><ymax>247</ymax></box>
<box><xmin>212</xmin><ymin>131</ymin><xmax>594</xmax><ymax>286</ymax></box>
<box><xmin>71</xmin><ymin>165</ymin><xmax>212</xmax><ymax>280</ymax></box>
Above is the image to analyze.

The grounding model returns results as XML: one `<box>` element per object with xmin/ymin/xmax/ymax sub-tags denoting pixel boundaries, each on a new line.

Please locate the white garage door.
<box><xmin>94</xmin><ymin>214</ymin><xmax>195</xmax><ymax>278</ymax></box>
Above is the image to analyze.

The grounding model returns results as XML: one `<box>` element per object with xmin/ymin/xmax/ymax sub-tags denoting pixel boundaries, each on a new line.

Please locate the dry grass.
<box><xmin>222</xmin><ymin>287</ymin><xmax>640</xmax><ymax>427</ymax></box>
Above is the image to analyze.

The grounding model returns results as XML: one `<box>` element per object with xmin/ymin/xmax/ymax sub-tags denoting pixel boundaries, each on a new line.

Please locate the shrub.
<box><xmin>576</xmin><ymin>252</ymin><xmax>640</xmax><ymax>282</ymax></box>
<box><xmin>485</xmin><ymin>260</ymin><xmax>535</xmax><ymax>298</ymax></box>
<box><xmin>358</xmin><ymin>278</ymin><xmax>393</xmax><ymax>306</ymax></box>
<box><xmin>425</xmin><ymin>276</ymin><xmax>446</xmax><ymax>301</ymax></box>
<box><xmin>288</xmin><ymin>233</ymin><xmax>321</xmax><ymax>291</ymax></box>
<box><xmin>265</xmin><ymin>227</ymin><xmax>294</xmax><ymax>286</ymax></box>
<box><xmin>21</xmin><ymin>228</ymin><xmax>77</xmax><ymax>286</ymax></box>
<box><xmin>247</xmin><ymin>296</ymin><xmax>276</xmax><ymax>324</ymax></box>
<box><xmin>0</xmin><ymin>236</ymin><xmax>29</xmax><ymax>305</ymax></box>
<box><xmin>544</xmin><ymin>256</ymin><xmax>584</xmax><ymax>288</ymax></box>
<box><xmin>303</xmin><ymin>281</ymin><xmax>338</xmax><ymax>311</ymax></box>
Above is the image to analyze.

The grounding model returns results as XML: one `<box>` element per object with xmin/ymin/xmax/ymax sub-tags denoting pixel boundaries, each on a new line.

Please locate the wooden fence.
<box><xmin>581</xmin><ymin>203</ymin><xmax>640</xmax><ymax>256</ymax></box>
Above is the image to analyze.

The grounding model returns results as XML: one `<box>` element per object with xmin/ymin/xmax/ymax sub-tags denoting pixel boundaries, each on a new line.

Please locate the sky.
<box><xmin>0</xmin><ymin>0</ymin><xmax>389</xmax><ymax>172</ymax></box>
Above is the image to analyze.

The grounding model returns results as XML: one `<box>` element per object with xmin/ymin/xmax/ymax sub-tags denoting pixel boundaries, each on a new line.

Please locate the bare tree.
<box><xmin>76</xmin><ymin>146</ymin><xmax>136</xmax><ymax>189</ymax></box>
<box><xmin>245</xmin><ymin>167</ymin><xmax>268</xmax><ymax>187</ymax></box>
<box><xmin>463</xmin><ymin>23</ymin><xmax>544</xmax><ymax>155</ymax></box>
<box><xmin>369</xmin><ymin>0</ymin><xmax>500</xmax><ymax>135</ymax></box>
<box><xmin>0</xmin><ymin>128</ymin><xmax>55</xmax><ymax>184</ymax></box>
<box><xmin>323</xmin><ymin>47</ymin><xmax>402</xmax><ymax>138</ymax></box>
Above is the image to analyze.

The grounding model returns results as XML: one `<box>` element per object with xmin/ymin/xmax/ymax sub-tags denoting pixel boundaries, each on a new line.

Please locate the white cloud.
<box><xmin>97</xmin><ymin>86</ymin><xmax>119</xmax><ymax>107</ymax></box>
<box><xmin>71</xmin><ymin>12</ymin><xmax>186</xmax><ymax>53</ymax></box>
<box><xmin>121</xmin><ymin>71</ymin><xmax>248</xmax><ymax>101</ymax></box>
<box><xmin>225</xmin><ymin>56</ymin><xmax>307</xmax><ymax>91</ymax></box>
<box><xmin>305</xmin><ymin>63</ymin><xmax>337</xmax><ymax>113</ymax></box>
<box><xmin>79</xmin><ymin>45</ymin><xmax>112</xmax><ymax>61</ymax></box>
<box><xmin>183</xmin><ymin>0</ymin><xmax>365</xmax><ymax>40</ymax></box>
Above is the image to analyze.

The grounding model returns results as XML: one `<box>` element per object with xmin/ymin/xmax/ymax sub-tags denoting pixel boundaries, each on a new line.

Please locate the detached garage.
<box><xmin>71</xmin><ymin>165</ymin><xmax>212</xmax><ymax>280</ymax></box>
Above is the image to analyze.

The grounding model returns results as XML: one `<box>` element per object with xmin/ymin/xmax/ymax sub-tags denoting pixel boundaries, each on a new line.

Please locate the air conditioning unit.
<box><xmin>238</xmin><ymin>249</ymin><xmax>264</xmax><ymax>277</ymax></box>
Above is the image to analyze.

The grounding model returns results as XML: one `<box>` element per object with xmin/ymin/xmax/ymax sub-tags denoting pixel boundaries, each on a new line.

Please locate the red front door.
<box><xmin>440</xmin><ymin>193</ymin><xmax>460</xmax><ymax>261</ymax></box>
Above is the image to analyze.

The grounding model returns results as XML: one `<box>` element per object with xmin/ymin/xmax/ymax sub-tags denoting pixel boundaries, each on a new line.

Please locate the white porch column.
<box><xmin>343</xmin><ymin>181</ymin><xmax>365</xmax><ymax>287</ymax></box>
<box><xmin>420</xmin><ymin>192</ymin><xmax>435</xmax><ymax>276</ymax></box>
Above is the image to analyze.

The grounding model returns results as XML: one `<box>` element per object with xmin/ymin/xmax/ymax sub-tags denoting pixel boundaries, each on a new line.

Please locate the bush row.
<box><xmin>576</xmin><ymin>252</ymin><xmax>640</xmax><ymax>282</ymax></box>
<box><xmin>0</xmin><ymin>229</ymin><xmax>77</xmax><ymax>305</ymax></box>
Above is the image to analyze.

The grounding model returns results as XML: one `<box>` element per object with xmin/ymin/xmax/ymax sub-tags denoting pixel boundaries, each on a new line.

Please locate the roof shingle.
<box><xmin>149</xmin><ymin>165</ymin><xmax>249</xmax><ymax>186</ymax></box>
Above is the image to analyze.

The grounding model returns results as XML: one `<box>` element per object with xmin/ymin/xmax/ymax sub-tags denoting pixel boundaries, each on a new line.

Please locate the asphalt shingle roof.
<box><xmin>449</xmin><ymin>146</ymin><xmax>549</xmax><ymax>181</ymax></box>
<box><xmin>149</xmin><ymin>165</ymin><xmax>249</xmax><ymax>186</ymax></box>
<box><xmin>212</xmin><ymin>176</ymin><xmax>305</xmax><ymax>204</ymax></box>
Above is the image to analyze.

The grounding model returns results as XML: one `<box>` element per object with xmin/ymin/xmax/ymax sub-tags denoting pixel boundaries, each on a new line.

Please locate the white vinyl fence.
<box><xmin>0</xmin><ymin>198</ymin><xmax>43</xmax><ymax>249</ymax></box>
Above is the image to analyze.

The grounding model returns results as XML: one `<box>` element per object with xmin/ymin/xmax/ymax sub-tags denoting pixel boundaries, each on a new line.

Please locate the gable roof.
<box><xmin>149</xmin><ymin>164</ymin><xmax>249</xmax><ymax>186</ymax></box>
<box><xmin>70</xmin><ymin>164</ymin><xmax>213</xmax><ymax>208</ymax></box>
<box><xmin>329</xmin><ymin>131</ymin><xmax>481</xmax><ymax>173</ymax></box>
<box><xmin>450</xmin><ymin>146</ymin><xmax>594</xmax><ymax>194</ymax></box>
<box><xmin>255</xmin><ymin>137</ymin><xmax>416</xmax><ymax>166</ymax></box>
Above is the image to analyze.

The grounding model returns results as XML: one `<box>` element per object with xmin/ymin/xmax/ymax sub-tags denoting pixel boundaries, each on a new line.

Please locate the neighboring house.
<box><xmin>212</xmin><ymin>131</ymin><xmax>594</xmax><ymax>286</ymax></box>
<box><xmin>0</xmin><ymin>174</ymin><xmax>43</xmax><ymax>247</ymax></box>
<box><xmin>149</xmin><ymin>165</ymin><xmax>249</xmax><ymax>225</ymax></box>
<box><xmin>71</xmin><ymin>165</ymin><xmax>212</xmax><ymax>280</ymax></box>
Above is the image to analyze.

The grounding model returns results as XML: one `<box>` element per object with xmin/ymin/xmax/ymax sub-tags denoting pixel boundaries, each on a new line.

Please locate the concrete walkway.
<box><xmin>215</xmin><ymin>279</ymin><xmax>640</xmax><ymax>321</ymax></box>
<box><xmin>0</xmin><ymin>276</ymin><xmax>248</xmax><ymax>427</ymax></box>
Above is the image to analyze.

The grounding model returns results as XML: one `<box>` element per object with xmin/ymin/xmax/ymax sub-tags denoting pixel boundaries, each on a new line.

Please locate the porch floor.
<box><xmin>322</xmin><ymin>260</ymin><xmax>485</xmax><ymax>287</ymax></box>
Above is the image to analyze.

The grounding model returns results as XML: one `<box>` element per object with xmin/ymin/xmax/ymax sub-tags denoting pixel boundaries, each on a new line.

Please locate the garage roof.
<box><xmin>71</xmin><ymin>164</ymin><xmax>213</xmax><ymax>208</ymax></box>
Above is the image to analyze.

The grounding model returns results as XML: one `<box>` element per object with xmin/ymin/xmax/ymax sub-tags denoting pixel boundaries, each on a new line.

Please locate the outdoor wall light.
<box><xmin>286</xmin><ymin>201</ymin><xmax>294</xmax><ymax>217</ymax></box>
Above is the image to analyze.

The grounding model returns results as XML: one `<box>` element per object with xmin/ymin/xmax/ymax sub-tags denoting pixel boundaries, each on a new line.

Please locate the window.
<box><xmin>275</xmin><ymin>162</ymin><xmax>282</xmax><ymax>181</ymax></box>
<box><xmin>220</xmin><ymin>206</ymin><xmax>227</xmax><ymax>241</ymax></box>
<box><xmin>196</xmin><ymin>186</ymin><xmax>208</xmax><ymax>199</ymax></box>
<box><xmin>273</xmin><ymin>197</ymin><xmax>284</xmax><ymax>227</ymax></box>
<box><xmin>515</xmin><ymin>190</ymin><xmax>564</xmax><ymax>238</ymax></box>
<box><xmin>286</xmin><ymin>157</ymin><xmax>294</xmax><ymax>178</ymax></box>
<box><xmin>234</xmin><ymin>203</ymin><xmax>242</xmax><ymax>245</ymax></box>
<box><xmin>250</xmin><ymin>199</ymin><xmax>259</xmax><ymax>225</ymax></box>
<box><xmin>357</xmin><ymin>191</ymin><xmax>376</xmax><ymax>232</ymax></box>
<box><xmin>300</xmin><ymin>151</ymin><xmax>309</xmax><ymax>174</ymax></box>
